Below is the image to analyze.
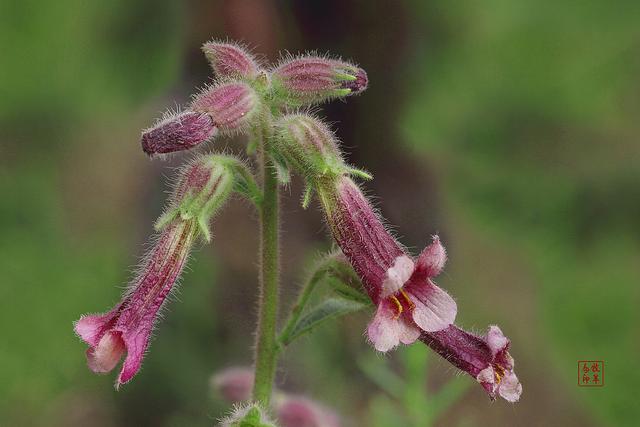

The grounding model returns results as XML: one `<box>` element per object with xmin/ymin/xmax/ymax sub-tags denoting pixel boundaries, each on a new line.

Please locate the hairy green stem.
<box><xmin>252</xmin><ymin>133</ymin><xmax>280</xmax><ymax>405</ymax></box>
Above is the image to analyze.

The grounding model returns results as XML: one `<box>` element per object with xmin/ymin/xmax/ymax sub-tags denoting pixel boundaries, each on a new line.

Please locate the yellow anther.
<box><xmin>495</xmin><ymin>366</ymin><xmax>505</xmax><ymax>384</ymax></box>
<box><xmin>391</xmin><ymin>296</ymin><xmax>403</xmax><ymax>319</ymax></box>
<box><xmin>399</xmin><ymin>289</ymin><xmax>415</xmax><ymax>310</ymax></box>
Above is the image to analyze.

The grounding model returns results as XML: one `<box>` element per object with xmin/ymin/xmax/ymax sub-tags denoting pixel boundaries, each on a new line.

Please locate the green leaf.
<box><xmin>281</xmin><ymin>297</ymin><xmax>367</xmax><ymax>345</ymax></box>
<box><xmin>324</xmin><ymin>276</ymin><xmax>371</xmax><ymax>304</ymax></box>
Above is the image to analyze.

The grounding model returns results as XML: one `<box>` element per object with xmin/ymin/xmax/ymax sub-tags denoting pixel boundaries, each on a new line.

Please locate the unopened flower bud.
<box><xmin>191</xmin><ymin>82</ymin><xmax>260</xmax><ymax>135</ymax></box>
<box><xmin>273</xmin><ymin>114</ymin><xmax>345</xmax><ymax>179</ymax></box>
<box><xmin>211</xmin><ymin>367</ymin><xmax>254</xmax><ymax>403</ymax></box>
<box><xmin>156</xmin><ymin>154</ymin><xmax>236</xmax><ymax>241</ymax></box>
<box><xmin>272</xmin><ymin>56</ymin><xmax>368</xmax><ymax>106</ymax></box>
<box><xmin>141</xmin><ymin>110</ymin><xmax>217</xmax><ymax>156</ymax></box>
<box><xmin>202</xmin><ymin>41</ymin><xmax>260</xmax><ymax>79</ymax></box>
<box><xmin>220</xmin><ymin>404</ymin><xmax>277</xmax><ymax>427</ymax></box>
<box><xmin>275</xmin><ymin>395</ymin><xmax>341</xmax><ymax>427</ymax></box>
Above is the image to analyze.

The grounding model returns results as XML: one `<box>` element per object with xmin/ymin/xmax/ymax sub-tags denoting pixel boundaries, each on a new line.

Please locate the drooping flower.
<box><xmin>74</xmin><ymin>154</ymin><xmax>236</xmax><ymax>387</ymax></box>
<box><xmin>201</xmin><ymin>41</ymin><xmax>260</xmax><ymax>79</ymax></box>
<box><xmin>272</xmin><ymin>56</ymin><xmax>368</xmax><ymax>106</ymax></box>
<box><xmin>317</xmin><ymin>176</ymin><xmax>457</xmax><ymax>352</ymax></box>
<box><xmin>74</xmin><ymin>220</ymin><xmax>196</xmax><ymax>386</ymax></box>
<box><xmin>421</xmin><ymin>325</ymin><xmax>523</xmax><ymax>402</ymax></box>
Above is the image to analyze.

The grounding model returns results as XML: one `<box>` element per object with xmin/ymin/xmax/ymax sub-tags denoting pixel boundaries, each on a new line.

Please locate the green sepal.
<box><xmin>301</xmin><ymin>182</ymin><xmax>314</xmax><ymax>209</ymax></box>
<box><xmin>154</xmin><ymin>208</ymin><xmax>179</xmax><ymax>231</ymax></box>
<box><xmin>226</xmin><ymin>159</ymin><xmax>263</xmax><ymax>208</ymax></box>
<box><xmin>333</xmin><ymin>88</ymin><xmax>352</xmax><ymax>97</ymax></box>
<box><xmin>348</xmin><ymin>166</ymin><xmax>373</xmax><ymax>181</ymax></box>
<box><xmin>269</xmin><ymin>149</ymin><xmax>291</xmax><ymax>185</ymax></box>
<box><xmin>335</xmin><ymin>72</ymin><xmax>357</xmax><ymax>82</ymax></box>
<box><xmin>197</xmin><ymin>214</ymin><xmax>211</xmax><ymax>242</ymax></box>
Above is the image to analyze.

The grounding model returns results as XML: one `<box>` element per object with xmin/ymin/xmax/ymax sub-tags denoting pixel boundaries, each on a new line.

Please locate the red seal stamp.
<box><xmin>578</xmin><ymin>360</ymin><xmax>604</xmax><ymax>387</ymax></box>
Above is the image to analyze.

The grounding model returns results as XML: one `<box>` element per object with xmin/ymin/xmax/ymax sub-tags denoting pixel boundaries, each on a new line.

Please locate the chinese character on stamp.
<box><xmin>578</xmin><ymin>360</ymin><xmax>604</xmax><ymax>387</ymax></box>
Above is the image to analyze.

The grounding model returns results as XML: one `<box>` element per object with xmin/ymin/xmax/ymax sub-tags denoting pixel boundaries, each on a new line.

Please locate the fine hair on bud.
<box><xmin>201</xmin><ymin>40</ymin><xmax>261</xmax><ymax>79</ymax></box>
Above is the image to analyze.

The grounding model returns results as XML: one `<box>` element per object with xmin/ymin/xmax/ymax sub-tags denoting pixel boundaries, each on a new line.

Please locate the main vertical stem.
<box><xmin>253</xmin><ymin>142</ymin><xmax>280</xmax><ymax>405</ymax></box>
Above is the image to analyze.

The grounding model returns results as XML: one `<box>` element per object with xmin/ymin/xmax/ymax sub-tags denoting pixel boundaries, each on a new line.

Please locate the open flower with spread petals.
<box><xmin>74</xmin><ymin>154</ymin><xmax>236</xmax><ymax>387</ymax></box>
<box><xmin>421</xmin><ymin>325</ymin><xmax>523</xmax><ymax>402</ymax></box>
<box><xmin>317</xmin><ymin>176</ymin><xmax>457</xmax><ymax>352</ymax></box>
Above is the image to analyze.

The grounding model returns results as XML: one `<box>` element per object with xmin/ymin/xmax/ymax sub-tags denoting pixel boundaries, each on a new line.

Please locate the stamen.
<box><xmin>391</xmin><ymin>296</ymin><xmax>403</xmax><ymax>319</ymax></box>
<box><xmin>495</xmin><ymin>365</ymin><xmax>505</xmax><ymax>384</ymax></box>
<box><xmin>399</xmin><ymin>289</ymin><xmax>415</xmax><ymax>310</ymax></box>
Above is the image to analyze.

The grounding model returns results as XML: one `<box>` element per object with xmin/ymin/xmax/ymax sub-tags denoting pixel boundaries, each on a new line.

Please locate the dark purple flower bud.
<box><xmin>201</xmin><ymin>41</ymin><xmax>260</xmax><ymax>79</ymax></box>
<box><xmin>317</xmin><ymin>176</ymin><xmax>457</xmax><ymax>352</ymax></box>
<box><xmin>421</xmin><ymin>325</ymin><xmax>522</xmax><ymax>402</ymax></box>
<box><xmin>141</xmin><ymin>110</ymin><xmax>217</xmax><ymax>156</ymax></box>
<box><xmin>272</xmin><ymin>56</ymin><xmax>368</xmax><ymax>106</ymax></box>
<box><xmin>191</xmin><ymin>82</ymin><xmax>260</xmax><ymax>135</ymax></box>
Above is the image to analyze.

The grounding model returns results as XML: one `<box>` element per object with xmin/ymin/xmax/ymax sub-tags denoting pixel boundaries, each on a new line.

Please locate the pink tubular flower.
<box><xmin>75</xmin><ymin>155</ymin><xmax>235</xmax><ymax>387</ymax></box>
<box><xmin>74</xmin><ymin>220</ymin><xmax>196</xmax><ymax>387</ymax></box>
<box><xmin>191</xmin><ymin>82</ymin><xmax>259</xmax><ymax>135</ymax></box>
<box><xmin>272</xmin><ymin>56</ymin><xmax>368</xmax><ymax>106</ymax></box>
<box><xmin>317</xmin><ymin>176</ymin><xmax>456</xmax><ymax>352</ymax></box>
<box><xmin>421</xmin><ymin>325</ymin><xmax>523</xmax><ymax>402</ymax></box>
<box><xmin>141</xmin><ymin>110</ymin><xmax>217</xmax><ymax>156</ymax></box>
<box><xmin>201</xmin><ymin>41</ymin><xmax>260</xmax><ymax>79</ymax></box>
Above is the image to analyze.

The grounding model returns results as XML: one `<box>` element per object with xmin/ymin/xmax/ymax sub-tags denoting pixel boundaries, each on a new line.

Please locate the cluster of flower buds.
<box><xmin>213</xmin><ymin>367</ymin><xmax>342</xmax><ymax>427</ymax></box>
<box><xmin>74</xmin><ymin>154</ymin><xmax>236</xmax><ymax>387</ymax></box>
<box><xmin>140</xmin><ymin>42</ymin><xmax>367</xmax><ymax>156</ymax></box>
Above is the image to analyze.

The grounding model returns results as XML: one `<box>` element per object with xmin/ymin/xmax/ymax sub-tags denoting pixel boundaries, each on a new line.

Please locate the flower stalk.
<box><xmin>252</xmin><ymin>120</ymin><xmax>281</xmax><ymax>406</ymax></box>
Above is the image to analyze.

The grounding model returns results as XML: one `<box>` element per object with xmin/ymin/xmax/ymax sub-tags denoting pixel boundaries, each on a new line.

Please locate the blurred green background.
<box><xmin>1</xmin><ymin>0</ymin><xmax>639</xmax><ymax>426</ymax></box>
